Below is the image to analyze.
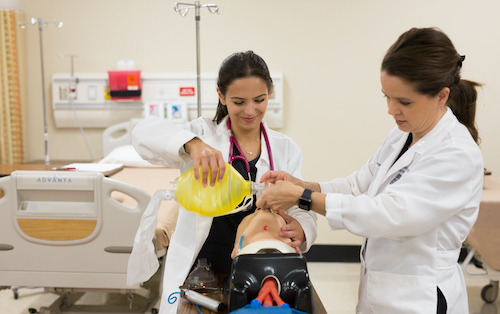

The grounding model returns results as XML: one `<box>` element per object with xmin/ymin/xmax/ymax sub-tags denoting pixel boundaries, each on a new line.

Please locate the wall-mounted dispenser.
<box><xmin>108</xmin><ymin>70</ymin><xmax>142</xmax><ymax>101</ymax></box>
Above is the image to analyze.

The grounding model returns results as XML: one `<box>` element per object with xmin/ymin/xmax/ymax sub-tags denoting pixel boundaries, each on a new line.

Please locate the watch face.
<box><xmin>299</xmin><ymin>189</ymin><xmax>313</xmax><ymax>210</ymax></box>
<box><xmin>299</xmin><ymin>198</ymin><xmax>311</xmax><ymax>210</ymax></box>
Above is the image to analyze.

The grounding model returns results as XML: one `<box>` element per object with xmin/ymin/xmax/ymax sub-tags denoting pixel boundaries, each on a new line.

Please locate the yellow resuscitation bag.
<box><xmin>172</xmin><ymin>162</ymin><xmax>264</xmax><ymax>217</ymax></box>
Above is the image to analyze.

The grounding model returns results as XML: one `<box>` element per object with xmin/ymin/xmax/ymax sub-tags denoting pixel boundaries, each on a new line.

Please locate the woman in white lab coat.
<box><xmin>131</xmin><ymin>51</ymin><xmax>317</xmax><ymax>314</ymax></box>
<box><xmin>256</xmin><ymin>28</ymin><xmax>484</xmax><ymax>314</ymax></box>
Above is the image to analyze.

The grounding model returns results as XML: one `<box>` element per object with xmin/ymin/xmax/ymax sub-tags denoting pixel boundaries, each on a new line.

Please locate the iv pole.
<box><xmin>174</xmin><ymin>2</ymin><xmax>220</xmax><ymax>118</ymax></box>
<box><xmin>19</xmin><ymin>17</ymin><xmax>63</xmax><ymax>165</ymax></box>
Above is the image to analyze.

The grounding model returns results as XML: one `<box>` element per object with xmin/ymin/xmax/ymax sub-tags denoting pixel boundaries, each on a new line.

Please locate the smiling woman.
<box><xmin>130</xmin><ymin>51</ymin><xmax>317</xmax><ymax>314</ymax></box>
<box><xmin>217</xmin><ymin>76</ymin><xmax>269</xmax><ymax>161</ymax></box>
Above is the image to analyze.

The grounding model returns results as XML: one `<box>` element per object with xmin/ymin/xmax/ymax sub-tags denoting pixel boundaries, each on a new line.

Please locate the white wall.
<box><xmin>19</xmin><ymin>0</ymin><xmax>500</xmax><ymax>245</ymax></box>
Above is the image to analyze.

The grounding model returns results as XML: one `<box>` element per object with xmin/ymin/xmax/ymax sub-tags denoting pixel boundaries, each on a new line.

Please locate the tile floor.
<box><xmin>0</xmin><ymin>262</ymin><xmax>498</xmax><ymax>313</ymax></box>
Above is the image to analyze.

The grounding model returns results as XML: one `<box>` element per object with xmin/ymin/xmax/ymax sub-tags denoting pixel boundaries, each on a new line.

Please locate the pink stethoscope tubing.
<box><xmin>227</xmin><ymin>119</ymin><xmax>274</xmax><ymax>176</ymax></box>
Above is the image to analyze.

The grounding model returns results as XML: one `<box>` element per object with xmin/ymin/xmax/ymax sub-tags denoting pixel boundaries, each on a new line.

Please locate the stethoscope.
<box><xmin>227</xmin><ymin>118</ymin><xmax>274</xmax><ymax>180</ymax></box>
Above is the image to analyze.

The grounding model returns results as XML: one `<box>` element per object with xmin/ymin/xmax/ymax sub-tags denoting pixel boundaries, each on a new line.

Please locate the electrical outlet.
<box><xmin>88</xmin><ymin>85</ymin><xmax>97</xmax><ymax>101</ymax></box>
<box><xmin>59</xmin><ymin>86</ymin><xmax>68</xmax><ymax>100</ymax></box>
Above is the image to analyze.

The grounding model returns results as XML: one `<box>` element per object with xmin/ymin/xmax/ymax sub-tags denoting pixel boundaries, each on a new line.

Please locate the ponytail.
<box><xmin>447</xmin><ymin>79</ymin><xmax>482</xmax><ymax>144</ymax></box>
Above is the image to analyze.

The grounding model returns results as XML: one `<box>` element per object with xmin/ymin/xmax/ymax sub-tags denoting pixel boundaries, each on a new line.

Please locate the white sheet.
<box><xmin>62</xmin><ymin>163</ymin><xmax>123</xmax><ymax>172</ymax></box>
<box><xmin>99</xmin><ymin>145</ymin><xmax>162</xmax><ymax>168</ymax></box>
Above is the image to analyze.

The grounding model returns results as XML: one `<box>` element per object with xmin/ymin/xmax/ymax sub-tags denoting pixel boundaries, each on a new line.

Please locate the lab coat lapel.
<box><xmin>255</xmin><ymin>120</ymin><xmax>272</xmax><ymax>180</ymax></box>
<box><xmin>383</xmin><ymin>141</ymin><xmax>417</xmax><ymax>184</ymax></box>
<box><xmin>369</xmin><ymin>134</ymin><xmax>408</xmax><ymax>196</ymax></box>
<box><xmin>377</xmin><ymin>109</ymin><xmax>456</xmax><ymax>188</ymax></box>
<box><xmin>205</xmin><ymin>117</ymin><xmax>231</xmax><ymax>161</ymax></box>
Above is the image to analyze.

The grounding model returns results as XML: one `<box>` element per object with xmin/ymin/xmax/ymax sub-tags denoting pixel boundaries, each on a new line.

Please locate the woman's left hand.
<box><xmin>277</xmin><ymin>211</ymin><xmax>305</xmax><ymax>250</ymax></box>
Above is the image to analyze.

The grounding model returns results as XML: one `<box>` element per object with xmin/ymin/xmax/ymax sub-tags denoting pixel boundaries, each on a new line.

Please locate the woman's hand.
<box><xmin>260</xmin><ymin>170</ymin><xmax>303</xmax><ymax>187</ymax></box>
<box><xmin>184</xmin><ymin>138</ymin><xmax>226</xmax><ymax>187</ymax></box>
<box><xmin>277</xmin><ymin>211</ymin><xmax>305</xmax><ymax>251</ymax></box>
<box><xmin>256</xmin><ymin>180</ymin><xmax>304</xmax><ymax>213</ymax></box>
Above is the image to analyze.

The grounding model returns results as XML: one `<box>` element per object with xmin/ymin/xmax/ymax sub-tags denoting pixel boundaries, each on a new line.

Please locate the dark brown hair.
<box><xmin>213</xmin><ymin>51</ymin><xmax>273</xmax><ymax>124</ymax></box>
<box><xmin>381</xmin><ymin>27</ymin><xmax>481</xmax><ymax>143</ymax></box>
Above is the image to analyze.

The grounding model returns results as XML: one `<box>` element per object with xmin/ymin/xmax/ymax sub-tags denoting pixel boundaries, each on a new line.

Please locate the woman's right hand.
<box><xmin>184</xmin><ymin>138</ymin><xmax>226</xmax><ymax>187</ymax></box>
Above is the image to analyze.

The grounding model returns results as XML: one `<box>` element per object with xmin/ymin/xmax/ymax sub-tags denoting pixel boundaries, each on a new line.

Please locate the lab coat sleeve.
<box><xmin>318</xmin><ymin>160</ymin><xmax>376</xmax><ymax>231</ymax></box>
<box><xmin>284</xmin><ymin>145</ymin><xmax>317</xmax><ymax>252</ymax></box>
<box><xmin>131</xmin><ymin>116</ymin><xmax>206</xmax><ymax>168</ymax></box>
<box><xmin>324</xmin><ymin>145</ymin><xmax>483</xmax><ymax>239</ymax></box>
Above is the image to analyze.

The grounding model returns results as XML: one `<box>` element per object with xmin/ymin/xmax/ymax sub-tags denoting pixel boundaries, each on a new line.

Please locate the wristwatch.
<box><xmin>298</xmin><ymin>188</ymin><xmax>313</xmax><ymax>211</ymax></box>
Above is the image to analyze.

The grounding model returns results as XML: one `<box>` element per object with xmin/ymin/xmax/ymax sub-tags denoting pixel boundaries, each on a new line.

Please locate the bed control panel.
<box><xmin>4</xmin><ymin>171</ymin><xmax>103</xmax><ymax>245</ymax></box>
<box><xmin>15</xmin><ymin>172</ymin><xmax>97</xmax><ymax>218</ymax></box>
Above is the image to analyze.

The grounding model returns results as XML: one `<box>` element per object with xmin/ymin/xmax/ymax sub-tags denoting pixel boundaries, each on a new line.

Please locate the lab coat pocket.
<box><xmin>366</xmin><ymin>270</ymin><xmax>436</xmax><ymax>314</ymax></box>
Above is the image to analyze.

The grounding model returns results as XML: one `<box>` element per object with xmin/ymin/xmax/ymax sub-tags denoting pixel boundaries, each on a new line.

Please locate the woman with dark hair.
<box><xmin>132</xmin><ymin>51</ymin><xmax>317</xmax><ymax>314</ymax></box>
<box><xmin>256</xmin><ymin>28</ymin><xmax>483</xmax><ymax>313</ymax></box>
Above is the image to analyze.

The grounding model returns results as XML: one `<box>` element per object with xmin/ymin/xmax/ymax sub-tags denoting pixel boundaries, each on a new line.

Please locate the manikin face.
<box><xmin>380</xmin><ymin>71</ymin><xmax>449</xmax><ymax>142</ymax></box>
<box><xmin>218</xmin><ymin>76</ymin><xmax>271</xmax><ymax>134</ymax></box>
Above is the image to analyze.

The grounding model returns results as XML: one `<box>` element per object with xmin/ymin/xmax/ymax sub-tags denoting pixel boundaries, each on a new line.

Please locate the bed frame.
<box><xmin>101</xmin><ymin>118</ymin><xmax>143</xmax><ymax>157</ymax></box>
<box><xmin>0</xmin><ymin>170</ymin><xmax>161</xmax><ymax>313</ymax></box>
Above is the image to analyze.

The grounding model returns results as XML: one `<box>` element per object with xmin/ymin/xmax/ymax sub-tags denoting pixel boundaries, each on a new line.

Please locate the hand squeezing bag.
<box><xmin>172</xmin><ymin>162</ymin><xmax>264</xmax><ymax>216</ymax></box>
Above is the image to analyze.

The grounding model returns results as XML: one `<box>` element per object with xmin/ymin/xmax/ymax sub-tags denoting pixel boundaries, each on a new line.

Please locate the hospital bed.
<box><xmin>0</xmin><ymin>119</ymin><xmax>181</xmax><ymax>313</ymax></box>
<box><xmin>462</xmin><ymin>175</ymin><xmax>500</xmax><ymax>304</ymax></box>
<box><xmin>0</xmin><ymin>170</ymin><xmax>160</xmax><ymax>313</ymax></box>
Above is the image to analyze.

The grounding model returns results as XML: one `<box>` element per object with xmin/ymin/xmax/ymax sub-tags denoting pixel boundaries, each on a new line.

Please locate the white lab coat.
<box><xmin>131</xmin><ymin>116</ymin><xmax>317</xmax><ymax>314</ymax></box>
<box><xmin>320</xmin><ymin>109</ymin><xmax>483</xmax><ymax>314</ymax></box>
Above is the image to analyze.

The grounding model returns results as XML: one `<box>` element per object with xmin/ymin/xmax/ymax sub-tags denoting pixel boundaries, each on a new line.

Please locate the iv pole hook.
<box><xmin>174</xmin><ymin>2</ymin><xmax>220</xmax><ymax>118</ymax></box>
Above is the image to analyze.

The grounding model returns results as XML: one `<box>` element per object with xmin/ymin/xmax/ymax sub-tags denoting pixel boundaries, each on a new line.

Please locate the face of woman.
<box><xmin>218</xmin><ymin>76</ymin><xmax>270</xmax><ymax>134</ymax></box>
<box><xmin>380</xmin><ymin>71</ymin><xmax>449</xmax><ymax>142</ymax></box>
